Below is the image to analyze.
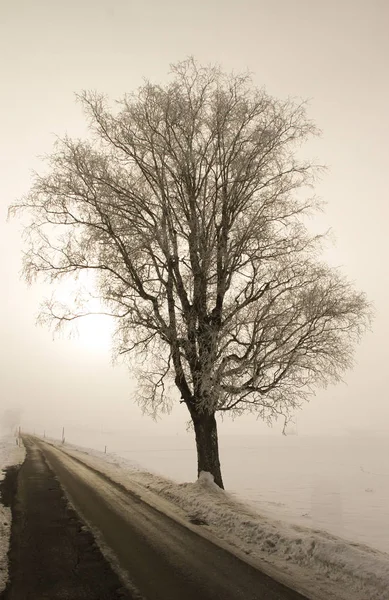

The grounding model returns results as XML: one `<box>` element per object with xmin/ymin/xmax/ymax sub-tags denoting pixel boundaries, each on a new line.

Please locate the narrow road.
<box><xmin>2</xmin><ymin>436</ymin><xmax>132</xmax><ymax>600</ymax></box>
<box><xmin>5</xmin><ymin>437</ymin><xmax>310</xmax><ymax>600</ymax></box>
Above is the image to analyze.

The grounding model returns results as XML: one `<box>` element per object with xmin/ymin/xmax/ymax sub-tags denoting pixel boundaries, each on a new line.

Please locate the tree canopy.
<box><xmin>11</xmin><ymin>59</ymin><xmax>371</xmax><ymax>487</ymax></box>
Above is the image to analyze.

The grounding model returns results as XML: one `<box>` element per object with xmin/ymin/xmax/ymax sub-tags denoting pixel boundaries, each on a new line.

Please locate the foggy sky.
<box><xmin>1</xmin><ymin>0</ymin><xmax>388</xmax><ymax>438</ymax></box>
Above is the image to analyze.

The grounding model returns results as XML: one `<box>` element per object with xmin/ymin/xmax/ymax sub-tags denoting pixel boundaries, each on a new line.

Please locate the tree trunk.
<box><xmin>191</xmin><ymin>411</ymin><xmax>224</xmax><ymax>489</ymax></box>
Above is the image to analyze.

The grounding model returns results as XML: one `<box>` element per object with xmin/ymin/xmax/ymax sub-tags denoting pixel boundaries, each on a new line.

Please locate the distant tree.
<box><xmin>10</xmin><ymin>59</ymin><xmax>371</xmax><ymax>488</ymax></box>
<box><xmin>1</xmin><ymin>408</ymin><xmax>21</xmax><ymax>433</ymax></box>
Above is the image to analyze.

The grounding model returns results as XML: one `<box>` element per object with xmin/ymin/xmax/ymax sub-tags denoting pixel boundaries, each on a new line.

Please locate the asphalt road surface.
<box><xmin>4</xmin><ymin>437</ymin><xmax>310</xmax><ymax>600</ymax></box>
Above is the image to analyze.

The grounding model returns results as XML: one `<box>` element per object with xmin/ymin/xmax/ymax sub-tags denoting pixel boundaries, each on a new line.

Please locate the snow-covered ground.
<box><xmin>0</xmin><ymin>432</ymin><xmax>25</xmax><ymax>593</ymax></box>
<box><xmin>45</xmin><ymin>437</ymin><xmax>389</xmax><ymax>600</ymax></box>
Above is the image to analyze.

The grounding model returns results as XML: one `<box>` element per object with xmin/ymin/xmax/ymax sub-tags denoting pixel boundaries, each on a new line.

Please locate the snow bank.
<box><xmin>45</xmin><ymin>438</ymin><xmax>389</xmax><ymax>600</ymax></box>
<box><xmin>0</xmin><ymin>434</ymin><xmax>25</xmax><ymax>593</ymax></box>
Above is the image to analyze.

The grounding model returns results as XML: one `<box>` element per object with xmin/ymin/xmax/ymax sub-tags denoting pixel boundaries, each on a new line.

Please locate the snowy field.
<box><xmin>46</xmin><ymin>428</ymin><xmax>389</xmax><ymax>554</ymax></box>
<box><xmin>0</xmin><ymin>432</ymin><xmax>25</xmax><ymax>593</ymax></box>
<box><xmin>45</xmin><ymin>437</ymin><xmax>389</xmax><ymax>600</ymax></box>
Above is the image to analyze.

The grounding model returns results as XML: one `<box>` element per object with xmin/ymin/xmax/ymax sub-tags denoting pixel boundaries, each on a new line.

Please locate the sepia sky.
<box><xmin>1</xmin><ymin>0</ymin><xmax>388</xmax><ymax>438</ymax></box>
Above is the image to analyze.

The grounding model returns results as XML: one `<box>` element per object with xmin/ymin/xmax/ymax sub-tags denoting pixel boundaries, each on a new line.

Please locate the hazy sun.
<box><xmin>51</xmin><ymin>275</ymin><xmax>116</xmax><ymax>354</ymax></box>
<box><xmin>73</xmin><ymin>314</ymin><xmax>114</xmax><ymax>353</ymax></box>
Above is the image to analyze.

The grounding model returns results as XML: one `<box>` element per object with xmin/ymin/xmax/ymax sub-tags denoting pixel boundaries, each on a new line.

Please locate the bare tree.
<box><xmin>1</xmin><ymin>407</ymin><xmax>22</xmax><ymax>433</ymax></box>
<box><xmin>10</xmin><ymin>59</ymin><xmax>371</xmax><ymax>488</ymax></box>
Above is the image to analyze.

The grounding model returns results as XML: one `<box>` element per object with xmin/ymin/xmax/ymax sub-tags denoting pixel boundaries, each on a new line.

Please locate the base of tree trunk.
<box><xmin>191</xmin><ymin>411</ymin><xmax>224</xmax><ymax>489</ymax></box>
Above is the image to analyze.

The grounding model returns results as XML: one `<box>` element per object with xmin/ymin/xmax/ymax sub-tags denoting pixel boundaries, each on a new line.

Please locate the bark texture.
<box><xmin>192</xmin><ymin>412</ymin><xmax>224</xmax><ymax>489</ymax></box>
